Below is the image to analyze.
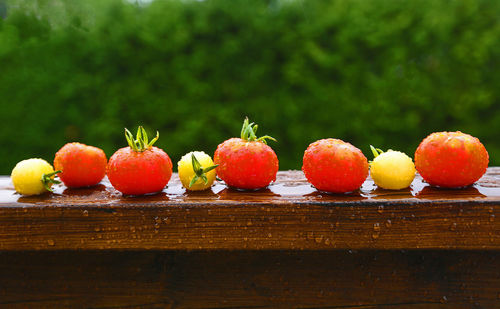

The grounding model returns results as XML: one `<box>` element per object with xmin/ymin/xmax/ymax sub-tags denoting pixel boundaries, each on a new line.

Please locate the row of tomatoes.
<box><xmin>11</xmin><ymin>118</ymin><xmax>489</xmax><ymax>196</ymax></box>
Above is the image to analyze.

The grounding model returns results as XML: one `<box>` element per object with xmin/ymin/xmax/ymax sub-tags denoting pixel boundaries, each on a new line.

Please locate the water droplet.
<box><xmin>449</xmin><ymin>223</ymin><xmax>457</xmax><ymax>231</ymax></box>
<box><xmin>385</xmin><ymin>219</ymin><xmax>392</xmax><ymax>228</ymax></box>
<box><xmin>47</xmin><ymin>239</ymin><xmax>55</xmax><ymax>246</ymax></box>
<box><xmin>490</xmin><ymin>215</ymin><xmax>495</xmax><ymax>222</ymax></box>
<box><xmin>83</xmin><ymin>210</ymin><xmax>89</xmax><ymax>217</ymax></box>
<box><xmin>268</xmin><ymin>233</ymin><xmax>272</xmax><ymax>238</ymax></box>
<box><xmin>324</xmin><ymin>238</ymin><xmax>330</xmax><ymax>245</ymax></box>
<box><xmin>315</xmin><ymin>235</ymin><xmax>324</xmax><ymax>244</ymax></box>
<box><xmin>130</xmin><ymin>226</ymin><xmax>136</xmax><ymax>232</ymax></box>
<box><xmin>372</xmin><ymin>223</ymin><xmax>381</xmax><ymax>240</ymax></box>
<box><xmin>154</xmin><ymin>216</ymin><xmax>161</xmax><ymax>224</ymax></box>
<box><xmin>440</xmin><ymin>296</ymin><xmax>448</xmax><ymax>303</ymax></box>
<box><xmin>377</xmin><ymin>206</ymin><xmax>384</xmax><ymax>214</ymax></box>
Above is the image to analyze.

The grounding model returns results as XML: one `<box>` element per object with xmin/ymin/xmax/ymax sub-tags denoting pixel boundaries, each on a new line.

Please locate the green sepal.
<box><xmin>201</xmin><ymin>175</ymin><xmax>208</xmax><ymax>184</ymax></box>
<box><xmin>189</xmin><ymin>175</ymin><xmax>200</xmax><ymax>188</ymax></box>
<box><xmin>188</xmin><ymin>153</ymin><xmax>218</xmax><ymax>188</ymax></box>
<box><xmin>202</xmin><ymin>165</ymin><xmax>218</xmax><ymax>173</ymax></box>
<box><xmin>125</xmin><ymin>126</ymin><xmax>159</xmax><ymax>152</ymax></box>
<box><xmin>41</xmin><ymin>170</ymin><xmax>61</xmax><ymax>192</ymax></box>
<box><xmin>370</xmin><ymin>145</ymin><xmax>384</xmax><ymax>159</ymax></box>
<box><xmin>191</xmin><ymin>153</ymin><xmax>202</xmax><ymax>172</ymax></box>
<box><xmin>240</xmin><ymin>117</ymin><xmax>277</xmax><ymax>144</ymax></box>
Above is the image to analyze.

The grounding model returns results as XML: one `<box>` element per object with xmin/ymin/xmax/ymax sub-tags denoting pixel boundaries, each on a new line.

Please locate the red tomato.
<box><xmin>302</xmin><ymin>138</ymin><xmax>368</xmax><ymax>193</ymax></box>
<box><xmin>214</xmin><ymin>118</ymin><xmax>278</xmax><ymax>190</ymax></box>
<box><xmin>107</xmin><ymin>127</ymin><xmax>172</xmax><ymax>195</ymax></box>
<box><xmin>54</xmin><ymin>142</ymin><xmax>107</xmax><ymax>188</ymax></box>
<box><xmin>415</xmin><ymin>131</ymin><xmax>489</xmax><ymax>188</ymax></box>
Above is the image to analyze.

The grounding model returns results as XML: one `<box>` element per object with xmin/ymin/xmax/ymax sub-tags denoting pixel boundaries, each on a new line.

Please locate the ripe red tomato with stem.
<box><xmin>107</xmin><ymin>126</ymin><xmax>172</xmax><ymax>195</ymax></box>
<box><xmin>214</xmin><ymin>118</ymin><xmax>279</xmax><ymax>190</ymax></box>
<box><xmin>54</xmin><ymin>142</ymin><xmax>107</xmax><ymax>188</ymax></box>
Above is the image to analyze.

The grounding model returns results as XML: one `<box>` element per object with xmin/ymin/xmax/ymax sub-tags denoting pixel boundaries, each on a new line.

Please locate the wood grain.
<box><xmin>0</xmin><ymin>168</ymin><xmax>499</xmax><ymax>250</ymax></box>
<box><xmin>0</xmin><ymin>250</ymin><xmax>499</xmax><ymax>308</ymax></box>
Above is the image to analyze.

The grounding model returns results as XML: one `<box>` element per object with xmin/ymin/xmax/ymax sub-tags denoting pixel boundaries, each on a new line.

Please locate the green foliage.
<box><xmin>1</xmin><ymin>0</ymin><xmax>499</xmax><ymax>174</ymax></box>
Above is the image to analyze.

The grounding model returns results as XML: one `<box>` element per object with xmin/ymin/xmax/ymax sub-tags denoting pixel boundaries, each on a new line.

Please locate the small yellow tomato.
<box><xmin>11</xmin><ymin>158</ymin><xmax>61</xmax><ymax>195</ymax></box>
<box><xmin>370</xmin><ymin>146</ymin><xmax>416</xmax><ymax>190</ymax></box>
<box><xmin>177</xmin><ymin>151</ymin><xmax>218</xmax><ymax>191</ymax></box>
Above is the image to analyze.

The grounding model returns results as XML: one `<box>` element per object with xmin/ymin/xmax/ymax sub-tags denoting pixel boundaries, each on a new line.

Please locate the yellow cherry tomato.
<box><xmin>177</xmin><ymin>151</ymin><xmax>218</xmax><ymax>191</ymax></box>
<box><xmin>370</xmin><ymin>146</ymin><xmax>416</xmax><ymax>190</ymax></box>
<box><xmin>11</xmin><ymin>158</ymin><xmax>60</xmax><ymax>195</ymax></box>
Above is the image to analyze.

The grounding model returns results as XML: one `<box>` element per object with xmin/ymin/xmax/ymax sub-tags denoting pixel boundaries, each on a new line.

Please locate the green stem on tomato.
<box><xmin>370</xmin><ymin>145</ymin><xmax>384</xmax><ymax>158</ymax></box>
<box><xmin>188</xmin><ymin>153</ymin><xmax>218</xmax><ymax>188</ymax></box>
<box><xmin>240</xmin><ymin>117</ymin><xmax>277</xmax><ymax>144</ymax></box>
<box><xmin>41</xmin><ymin>170</ymin><xmax>61</xmax><ymax>192</ymax></box>
<box><xmin>125</xmin><ymin>126</ymin><xmax>159</xmax><ymax>152</ymax></box>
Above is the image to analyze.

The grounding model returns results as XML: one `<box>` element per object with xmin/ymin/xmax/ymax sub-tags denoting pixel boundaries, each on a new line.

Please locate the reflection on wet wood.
<box><xmin>0</xmin><ymin>168</ymin><xmax>499</xmax><ymax>250</ymax></box>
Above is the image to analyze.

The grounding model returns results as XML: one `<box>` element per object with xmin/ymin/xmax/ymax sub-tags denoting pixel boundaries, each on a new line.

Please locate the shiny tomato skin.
<box><xmin>107</xmin><ymin>146</ymin><xmax>172</xmax><ymax>195</ymax></box>
<box><xmin>54</xmin><ymin>142</ymin><xmax>107</xmax><ymax>188</ymax></box>
<box><xmin>302</xmin><ymin>138</ymin><xmax>369</xmax><ymax>193</ymax></box>
<box><xmin>415</xmin><ymin>131</ymin><xmax>489</xmax><ymax>188</ymax></box>
<box><xmin>214</xmin><ymin>138</ymin><xmax>278</xmax><ymax>190</ymax></box>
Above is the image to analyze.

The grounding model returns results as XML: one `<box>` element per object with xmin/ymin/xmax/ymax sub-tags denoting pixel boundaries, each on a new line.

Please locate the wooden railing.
<box><xmin>0</xmin><ymin>168</ymin><xmax>499</xmax><ymax>307</ymax></box>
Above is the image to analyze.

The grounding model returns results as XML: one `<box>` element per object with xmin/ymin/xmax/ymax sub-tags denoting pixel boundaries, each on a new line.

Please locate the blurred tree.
<box><xmin>0</xmin><ymin>1</ymin><xmax>6</xmax><ymax>19</ymax></box>
<box><xmin>0</xmin><ymin>0</ymin><xmax>499</xmax><ymax>174</ymax></box>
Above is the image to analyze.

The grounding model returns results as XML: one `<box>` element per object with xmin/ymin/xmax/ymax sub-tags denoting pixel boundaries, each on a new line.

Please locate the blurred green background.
<box><xmin>1</xmin><ymin>0</ymin><xmax>499</xmax><ymax>174</ymax></box>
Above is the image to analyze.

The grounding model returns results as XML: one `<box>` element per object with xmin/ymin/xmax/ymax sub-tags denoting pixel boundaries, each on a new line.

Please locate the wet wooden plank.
<box><xmin>0</xmin><ymin>250</ymin><xmax>498</xmax><ymax>308</ymax></box>
<box><xmin>0</xmin><ymin>168</ymin><xmax>499</xmax><ymax>250</ymax></box>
